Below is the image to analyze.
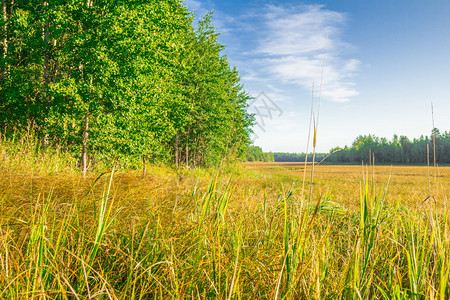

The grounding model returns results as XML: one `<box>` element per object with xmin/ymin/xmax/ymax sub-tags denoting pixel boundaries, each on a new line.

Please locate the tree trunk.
<box><xmin>81</xmin><ymin>108</ymin><xmax>89</xmax><ymax>177</ymax></box>
<box><xmin>142</xmin><ymin>155</ymin><xmax>146</xmax><ymax>177</ymax></box>
<box><xmin>193</xmin><ymin>150</ymin><xmax>197</xmax><ymax>169</ymax></box>
<box><xmin>2</xmin><ymin>0</ymin><xmax>6</xmax><ymax>57</ymax></box>
<box><xmin>1</xmin><ymin>0</ymin><xmax>8</xmax><ymax>82</ymax></box>
<box><xmin>51</xmin><ymin>36</ymin><xmax>61</xmax><ymax>82</ymax></box>
<box><xmin>185</xmin><ymin>142</ymin><xmax>189</xmax><ymax>168</ymax></box>
<box><xmin>43</xmin><ymin>2</ymin><xmax>49</xmax><ymax>88</ymax></box>
<box><xmin>175</xmin><ymin>131</ymin><xmax>179</xmax><ymax>167</ymax></box>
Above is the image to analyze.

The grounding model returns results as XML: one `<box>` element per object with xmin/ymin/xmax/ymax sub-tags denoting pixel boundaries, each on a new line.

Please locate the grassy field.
<box><xmin>245</xmin><ymin>162</ymin><xmax>450</xmax><ymax>211</ymax></box>
<box><xmin>1</xmin><ymin>139</ymin><xmax>450</xmax><ymax>299</ymax></box>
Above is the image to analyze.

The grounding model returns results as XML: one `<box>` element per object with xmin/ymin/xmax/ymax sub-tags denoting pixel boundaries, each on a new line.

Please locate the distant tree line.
<box><xmin>245</xmin><ymin>147</ymin><xmax>326</xmax><ymax>163</ymax></box>
<box><xmin>327</xmin><ymin>129</ymin><xmax>450</xmax><ymax>164</ymax></box>
<box><xmin>245</xmin><ymin>146</ymin><xmax>274</xmax><ymax>162</ymax></box>
<box><xmin>0</xmin><ymin>0</ymin><xmax>253</xmax><ymax>169</ymax></box>
<box><xmin>274</xmin><ymin>152</ymin><xmax>325</xmax><ymax>163</ymax></box>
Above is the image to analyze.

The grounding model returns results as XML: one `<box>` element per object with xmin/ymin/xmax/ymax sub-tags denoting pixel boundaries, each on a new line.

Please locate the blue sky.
<box><xmin>183</xmin><ymin>0</ymin><xmax>450</xmax><ymax>153</ymax></box>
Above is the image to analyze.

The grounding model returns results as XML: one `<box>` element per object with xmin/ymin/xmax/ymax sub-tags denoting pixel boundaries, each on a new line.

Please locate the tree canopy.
<box><xmin>0</xmin><ymin>0</ymin><xmax>253</xmax><ymax>168</ymax></box>
<box><xmin>245</xmin><ymin>145</ymin><xmax>274</xmax><ymax>162</ymax></box>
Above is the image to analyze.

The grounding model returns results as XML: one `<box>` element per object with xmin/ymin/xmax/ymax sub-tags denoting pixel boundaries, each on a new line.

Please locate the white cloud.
<box><xmin>183</xmin><ymin>0</ymin><xmax>203</xmax><ymax>11</ymax></box>
<box><xmin>182</xmin><ymin>2</ymin><xmax>359</xmax><ymax>104</ymax></box>
<box><xmin>261</xmin><ymin>5</ymin><xmax>341</xmax><ymax>55</ymax></box>
<box><xmin>253</xmin><ymin>4</ymin><xmax>360</xmax><ymax>103</ymax></box>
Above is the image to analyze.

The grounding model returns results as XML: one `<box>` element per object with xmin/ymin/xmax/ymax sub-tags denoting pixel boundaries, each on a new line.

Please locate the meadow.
<box><xmin>1</xmin><ymin>137</ymin><xmax>450</xmax><ymax>299</ymax></box>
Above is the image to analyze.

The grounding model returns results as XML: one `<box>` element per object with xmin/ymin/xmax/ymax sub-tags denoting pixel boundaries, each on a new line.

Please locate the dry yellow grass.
<box><xmin>243</xmin><ymin>162</ymin><xmax>450</xmax><ymax>210</ymax></box>
<box><xmin>2</xmin><ymin>140</ymin><xmax>450</xmax><ymax>298</ymax></box>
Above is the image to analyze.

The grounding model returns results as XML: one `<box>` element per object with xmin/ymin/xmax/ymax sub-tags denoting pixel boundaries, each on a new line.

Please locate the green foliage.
<box><xmin>245</xmin><ymin>145</ymin><xmax>274</xmax><ymax>162</ymax></box>
<box><xmin>0</xmin><ymin>0</ymin><xmax>252</xmax><ymax>168</ymax></box>
<box><xmin>274</xmin><ymin>152</ymin><xmax>325</xmax><ymax>162</ymax></box>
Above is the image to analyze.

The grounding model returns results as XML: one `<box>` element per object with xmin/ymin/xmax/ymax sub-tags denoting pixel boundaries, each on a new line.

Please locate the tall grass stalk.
<box><xmin>89</xmin><ymin>167</ymin><xmax>117</xmax><ymax>263</ymax></box>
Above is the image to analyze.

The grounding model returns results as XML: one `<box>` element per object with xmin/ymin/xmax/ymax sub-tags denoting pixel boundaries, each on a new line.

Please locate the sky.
<box><xmin>183</xmin><ymin>0</ymin><xmax>450</xmax><ymax>153</ymax></box>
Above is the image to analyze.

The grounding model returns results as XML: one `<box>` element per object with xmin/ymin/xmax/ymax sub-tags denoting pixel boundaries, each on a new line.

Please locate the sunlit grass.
<box><xmin>1</xmin><ymin>137</ymin><xmax>450</xmax><ymax>298</ymax></box>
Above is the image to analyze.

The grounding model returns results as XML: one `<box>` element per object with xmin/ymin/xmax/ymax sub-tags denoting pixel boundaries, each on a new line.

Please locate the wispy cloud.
<box><xmin>183</xmin><ymin>2</ymin><xmax>359</xmax><ymax>103</ymax></box>
<box><xmin>250</xmin><ymin>4</ymin><xmax>360</xmax><ymax>103</ymax></box>
<box><xmin>183</xmin><ymin>0</ymin><xmax>203</xmax><ymax>12</ymax></box>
